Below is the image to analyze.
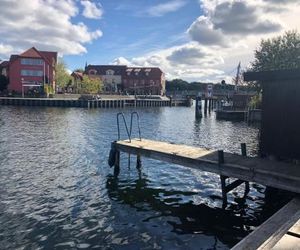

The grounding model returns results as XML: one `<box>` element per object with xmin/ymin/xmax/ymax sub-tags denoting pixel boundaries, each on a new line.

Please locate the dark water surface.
<box><xmin>0</xmin><ymin>106</ymin><xmax>289</xmax><ymax>249</ymax></box>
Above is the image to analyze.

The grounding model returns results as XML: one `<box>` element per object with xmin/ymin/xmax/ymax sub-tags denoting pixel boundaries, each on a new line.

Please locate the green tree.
<box><xmin>81</xmin><ymin>75</ymin><xmax>103</xmax><ymax>94</ymax></box>
<box><xmin>55</xmin><ymin>58</ymin><xmax>72</xmax><ymax>88</ymax></box>
<box><xmin>0</xmin><ymin>75</ymin><xmax>9</xmax><ymax>91</ymax></box>
<box><xmin>74</xmin><ymin>68</ymin><xmax>84</xmax><ymax>73</ymax></box>
<box><xmin>251</xmin><ymin>30</ymin><xmax>300</xmax><ymax>72</ymax></box>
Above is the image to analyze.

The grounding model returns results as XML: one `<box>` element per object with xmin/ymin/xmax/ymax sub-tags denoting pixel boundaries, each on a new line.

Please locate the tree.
<box><xmin>251</xmin><ymin>30</ymin><xmax>300</xmax><ymax>72</ymax></box>
<box><xmin>0</xmin><ymin>75</ymin><xmax>9</xmax><ymax>91</ymax></box>
<box><xmin>81</xmin><ymin>75</ymin><xmax>103</xmax><ymax>94</ymax></box>
<box><xmin>55</xmin><ymin>58</ymin><xmax>72</xmax><ymax>89</ymax></box>
<box><xmin>73</xmin><ymin>68</ymin><xmax>84</xmax><ymax>73</ymax></box>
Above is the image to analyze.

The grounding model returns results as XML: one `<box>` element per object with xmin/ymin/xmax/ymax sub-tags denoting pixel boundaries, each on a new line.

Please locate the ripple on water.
<box><xmin>0</xmin><ymin>106</ymin><xmax>292</xmax><ymax>249</ymax></box>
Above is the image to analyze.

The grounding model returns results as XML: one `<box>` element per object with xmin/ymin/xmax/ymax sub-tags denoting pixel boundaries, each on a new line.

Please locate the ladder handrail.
<box><xmin>130</xmin><ymin>112</ymin><xmax>141</xmax><ymax>141</ymax></box>
<box><xmin>117</xmin><ymin>112</ymin><xmax>131</xmax><ymax>142</ymax></box>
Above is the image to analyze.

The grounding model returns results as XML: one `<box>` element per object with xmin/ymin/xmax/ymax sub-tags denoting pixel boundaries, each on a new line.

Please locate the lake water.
<box><xmin>0</xmin><ymin>105</ymin><xmax>290</xmax><ymax>249</ymax></box>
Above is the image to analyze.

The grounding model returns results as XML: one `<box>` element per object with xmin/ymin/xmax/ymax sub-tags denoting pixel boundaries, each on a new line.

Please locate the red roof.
<box><xmin>9</xmin><ymin>47</ymin><xmax>57</xmax><ymax>66</ymax></box>
<box><xmin>71</xmin><ymin>71</ymin><xmax>83</xmax><ymax>80</ymax></box>
<box><xmin>20</xmin><ymin>47</ymin><xmax>42</xmax><ymax>58</ymax></box>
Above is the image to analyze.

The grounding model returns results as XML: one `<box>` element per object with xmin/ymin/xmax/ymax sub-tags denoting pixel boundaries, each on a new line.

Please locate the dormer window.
<box><xmin>134</xmin><ymin>68</ymin><xmax>141</xmax><ymax>76</ymax></box>
<box><xmin>106</xmin><ymin>69</ymin><xmax>114</xmax><ymax>75</ymax></box>
<box><xmin>89</xmin><ymin>69</ymin><xmax>97</xmax><ymax>75</ymax></box>
<box><xmin>145</xmin><ymin>68</ymin><xmax>151</xmax><ymax>76</ymax></box>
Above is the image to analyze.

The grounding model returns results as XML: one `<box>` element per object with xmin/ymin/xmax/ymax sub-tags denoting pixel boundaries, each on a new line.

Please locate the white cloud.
<box><xmin>0</xmin><ymin>0</ymin><xmax>102</xmax><ymax>56</ymax></box>
<box><xmin>111</xmin><ymin>57</ymin><xmax>131</xmax><ymax>65</ymax></box>
<box><xmin>211</xmin><ymin>1</ymin><xmax>282</xmax><ymax>34</ymax></box>
<box><xmin>145</xmin><ymin>0</ymin><xmax>187</xmax><ymax>17</ymax></box>
<box><xmin>112</xmin><ymin>0</ymin><xmax>300</xmax><ymax>83</ymax></box>
<box><xmin>0</xmin><ymin>43</ymin><xmax>15</xmax><ymax>57</ymax></box>
<box><xmin>81</xmin><ymin>0</ymin><xmax>103</xmax><ymax>19</ymax></box>
<box><xmin>187</xmin><ymin>16</ymin><xmax>227</xmax><ymax>46</ymax></box>
<box><xmin>112</xmin><ymin>42</ymin><xmax>227</xmax><ymax>82</ymax></box>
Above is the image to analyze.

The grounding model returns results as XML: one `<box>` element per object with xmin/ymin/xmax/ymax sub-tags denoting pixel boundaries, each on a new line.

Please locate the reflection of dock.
<box><xmin>112</xmin><ymin>138</ymin><xmax>300</xmax><ymax>249</ymax></box>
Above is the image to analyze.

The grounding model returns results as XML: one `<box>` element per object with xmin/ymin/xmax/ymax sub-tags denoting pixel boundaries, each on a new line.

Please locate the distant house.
<box><xmin>84</xmin><ymin>65</ymin><xmax>166</xmax><ymax>95</ymax></box>
<box><xmin>0</xmin><ymin>61</ymin><xmax>9</xmax><ymax>77</ymax></box>
<box><xmin>123</xmin><ymin>67</ymin><xmax>165</xmax><ymax>96</ymax></box>
<box><xmin>85</xmin><ymin>65</ymin><xmax>126</xmax><ymax>93</ymax></box>
<box><xmin>71</xmin><ymin>71</ymin><xmax>83</xmax><ymax>93</ymax></box>
<box><xmin>5</xmin><ymin>47</ymin><xmax>57</xmax><ymax>94</ymax></box>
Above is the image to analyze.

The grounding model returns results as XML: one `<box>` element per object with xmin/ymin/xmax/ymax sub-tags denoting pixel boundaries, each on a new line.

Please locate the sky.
<box><xmin>0</xmin><ymin>0</ymin><xmax>300</xmax><ymax>83</ymax></box>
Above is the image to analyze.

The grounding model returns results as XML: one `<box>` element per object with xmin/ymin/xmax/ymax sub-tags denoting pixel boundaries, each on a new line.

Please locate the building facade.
<box><xmin>84</xmin><ymin>65</ymin><xmax>165</xmax><ymax>95</ymax></box>
<box><xmin>123</xmin><ymin>67</ymin><xmax>165</xmax><ymax>95</ymax></box>
<box><xmin>85</xmin><ymin>65</ymin><xmax>126</xmax><ymax>93</ymax></box>
<box><xmin>4</xmin><ymin>47</ymin><xmax>57</xmax><ymax>94</ymax></box>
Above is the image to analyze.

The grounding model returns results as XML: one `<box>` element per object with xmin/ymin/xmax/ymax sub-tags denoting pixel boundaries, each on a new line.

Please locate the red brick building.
<box><xmin>84</xmin><ymin>65</ymin><xmax>165</xmax><ymax>95</ymax></box>
<box><xmin>3</xmin><ymin>47</ymin><xmax>57</xmax><ymax>95</ymax></box>
<box><xmin>123</xmin><ymin>67</ymin><xmax>165</xmax><ymax>95</ymax></box>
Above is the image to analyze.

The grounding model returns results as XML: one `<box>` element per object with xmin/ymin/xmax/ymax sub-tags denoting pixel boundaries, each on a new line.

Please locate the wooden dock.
<box><xmin>112</xmin><ymin>139</ymin><xmax>300</xmax><ymax>249</ymax></box>
<box><xmin>113</xmin><ymin>139</ymin><xmax>300</xmax><ymax>194</ymax></box>
<box><xmin>232</xmin><ymin>197</ymin><xmax>300</xmax><ymax>249</ymax></box>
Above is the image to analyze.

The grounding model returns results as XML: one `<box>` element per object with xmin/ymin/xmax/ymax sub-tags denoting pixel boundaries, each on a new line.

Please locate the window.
<box><xmin>106</xmin><ymin>70</ymin><xmax>114</xmax><ymax>75</ymax></box>
<box><xmin>21</xmin><ymin>70</ymin><xmax>43</xmax><ymax>77</ymax></box>
<box><xmin>21</xmin><ymin>58</ymin><xmax>43</xmax><ymax>65</ymax></box>
<box><xmin>89</xmin><ymin>69</ymin><xmax>97</xmax><ymax>75</ymax></box>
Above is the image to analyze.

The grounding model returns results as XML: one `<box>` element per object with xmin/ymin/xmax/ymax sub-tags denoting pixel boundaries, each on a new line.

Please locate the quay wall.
<box><xmin>0</xmin><ymin>97</ymin><xmax>172</xmax><ymax>108</ymax></box>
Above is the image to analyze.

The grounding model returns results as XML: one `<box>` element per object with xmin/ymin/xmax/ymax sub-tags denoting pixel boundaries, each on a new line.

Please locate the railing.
<box><xmin>117</xmin><ymin>112</ymin><xmax>142</xmax><ymax>142</ymax></box>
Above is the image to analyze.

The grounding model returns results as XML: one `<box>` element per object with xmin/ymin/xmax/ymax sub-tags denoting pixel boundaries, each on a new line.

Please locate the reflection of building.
<box><xmin>2</xmin><ymin>47</ymin><xmax>57</xmax><ymax>94</ymax></box>
<box><xmin>84</xmin><ymin>65</ymin><xmax>165</xmax><ymax>95</ymax></box>
<box><xmin>85</xmin><ymin>65</ymin><xmax>126</xmax><ymax>93</ymax></box>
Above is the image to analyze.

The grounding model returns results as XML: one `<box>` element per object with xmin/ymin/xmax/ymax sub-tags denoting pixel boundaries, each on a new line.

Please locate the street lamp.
<box><xmin>21</xmin><ymin>78</ymin><xmax>24</xmax><ymax>98</ymax></box>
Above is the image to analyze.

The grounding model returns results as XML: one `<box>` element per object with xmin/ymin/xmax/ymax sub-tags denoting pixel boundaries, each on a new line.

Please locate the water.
<box><xmin>0</xmin><ymin>106</ymin><xmax>290</xmax><ymax>249</ymax></box>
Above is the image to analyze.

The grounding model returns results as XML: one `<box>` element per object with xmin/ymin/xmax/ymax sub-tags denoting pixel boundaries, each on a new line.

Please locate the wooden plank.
<box><xmin>288</xmin><ymin>219</ymin><xmax>300</xmax><ymax>236</ymax></box>
<box><xmin>114</xmin><ymin>139</ymin><xmax>300</xmax><ymax>194</ymax></box>
<box><xmin>232</xmin><ymin>198</ymin><xmax>300</xmax><ymax>250</ymax></box>
<box><xmin>272</xmin><ymin>234</ymin><xmax>300</xmax><ymax>249</ymax></box>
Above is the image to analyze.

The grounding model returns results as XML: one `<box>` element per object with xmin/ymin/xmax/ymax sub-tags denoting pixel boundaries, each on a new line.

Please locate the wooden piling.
<box><xmin>195</xmin><ymin>96</ymin><xmax>202</xmax><ymax>119</ymax></box>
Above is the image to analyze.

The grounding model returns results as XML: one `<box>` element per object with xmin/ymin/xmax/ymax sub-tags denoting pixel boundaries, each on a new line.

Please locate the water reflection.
<box><xmin>107</xmin><ymin>168</ymin><xmax>257</xmax><ymax>248</ymax></box>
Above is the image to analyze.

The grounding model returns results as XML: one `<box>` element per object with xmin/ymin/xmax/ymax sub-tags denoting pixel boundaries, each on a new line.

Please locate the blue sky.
<box><xmin>0</xmin><ymin>0</ymin><xmax>299</xmax><ymax>82</ymax></box>
<box><xmin>67</xmin><ymin>0</ymin><xmax>201</xmax><ymax>69</ymax></box>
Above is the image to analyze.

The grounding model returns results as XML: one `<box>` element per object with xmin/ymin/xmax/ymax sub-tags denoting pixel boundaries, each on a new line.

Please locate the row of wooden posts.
<box><xmin>0</xmin><ymin>98</ymin><xmax>170</xmax><ymax>108</ymax></box>
<box><xmin>195</xmin><ymin>97</ymin><xmax>222</xmax><ymax>118</ymax></box>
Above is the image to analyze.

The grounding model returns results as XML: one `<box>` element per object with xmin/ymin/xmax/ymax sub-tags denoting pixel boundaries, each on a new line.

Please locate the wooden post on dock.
<box><xmin>204</xmin><ymin>98</ymin><xmax>208</xmax><ymax>114</ymax></box>
<box><xmin>218</xmin><ymin>150</ymin><xmax>228</xmax><ymax>206</ymax></box>
<box><xmin>136</xmin><ymin>154</ymin><xmax>142</xmax><ymax>169</ymax></box>
<box><xmin>241</xmin><ymin>143</ymin><xmax>250</xmax><ymax>194</ymax></box>
<box><xmin>114</xmin><ymin>150</ymin><xmax>120</xmax><ymax>176</ymax></box>
<box><xmin>195</xmin><ymin>96</ymin><xmax>202</xmax><ymax>119</ymax></box>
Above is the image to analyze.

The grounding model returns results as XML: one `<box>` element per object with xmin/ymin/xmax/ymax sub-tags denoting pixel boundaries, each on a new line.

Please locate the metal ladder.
<box><xmin>117</xmin><ymin>112</ymin><xmax>141</xmax><ymax>142</ymax></box>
